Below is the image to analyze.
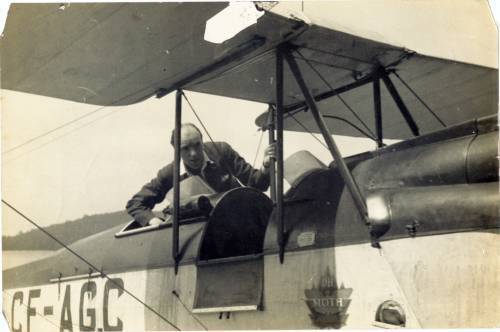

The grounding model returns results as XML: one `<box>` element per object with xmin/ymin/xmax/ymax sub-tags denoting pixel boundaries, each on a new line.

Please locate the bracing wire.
<box><xmin>3</xmin><ymin>89</ymin><xmax>151</xmax><ymax>160</ymax></box>
<box><xmin>392</xmin><ymin>71</ymin><xmax>446</xmax><ymax>127</ymax></box>
<box><xmin>180</xmin><ymin>91</ymin><xmax>235</xmax><ymax>177</ymax></box>
<box><xmin>3</xmin><ymin>108</ymin><xmax>124</xmax><ymax>165</ymax></box>
<box><xmin>335</xmin><ymin>95</ymin><xmax>376</xmax><ymax>140</ymax></box>
<box><xmin>172</xmin><ymin>290</ymin><xmax>208</xmax><ymax>331</ymax></box>
<box><xmin>251</xmin><ymin>129</ymin><xmax>265</xmax><ymax>169</ymax></box>
<box><xmin>248</xmin><ymin>128</ymin><xmax>265</xmax><ymax>185</ymax></box>
<box><xmin>4</xmin><ymin>4</ymin><xmax>229</xmax><ymax>159</ymax></box>
<box><xmin>1</xmin><ymin>199</ymin><xmax>181</xmax><ymax>331</ymax></box>
<box><xmin>181</xmin><ymin>92</ymin><xmax>219</xmax><ymax>146</ymax></box>
<box><xmin>181</xmin><ymin>91</ymin><xmax>264</xmax><ymax>187</ymax></box>
<box><xmin>287</xmin><ymin>107</ymin><xmax>376</xmax><ymax>148</ymax></box>
<box><xmin>4</xmin><ymin>36</ymin><xmax>225</xmax><ymax>160</ymax></box>
<box><xmin>288</xmin><ymin>112</ymin><xmax>328</xmax><ymax>150</ymax></box>
<box><xmin>3</xmin><ymin>106</ymin><xmax>110</xmax><ymax>155</ymax></box>
<box><xmin>3</xmin><ymin>290</ymin><xmax>63</xmax><ymax>330</ymax></box>
<box><xmin>294</xmin><ymin>50</ymin><xmax>378</xmax><ymax>141</ymax></box>
<box><xmin>322</xmin><ymin>115</ymin><xmax>379</xmax><ymax>139</ymax></box>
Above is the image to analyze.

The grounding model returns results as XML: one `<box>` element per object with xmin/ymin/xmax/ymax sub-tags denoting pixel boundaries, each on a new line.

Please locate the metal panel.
<box><xmin>467</xmin><ymin>131</ymin><xmax>499</xmax><ymax>183</ymax></box>
<box><xmin>353</xmin><ymin>131</ymin><xmax>499</xmax><ymax>190</ymax></box>
<box><xmin>367</xmin><ymin>182</ymin><xmax>500</xmax><ymax>238</ymax></box>
<box><xmin>193</xmin><ymin>258</ymin><xmax>263</xmax><ymax>312</ymax></box>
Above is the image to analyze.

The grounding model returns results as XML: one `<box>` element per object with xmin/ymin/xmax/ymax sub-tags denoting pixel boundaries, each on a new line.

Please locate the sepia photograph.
<box><xmin>1</xmin><ymin>1</ymin><xmax>499</xmax><ymax>330</ymax></box>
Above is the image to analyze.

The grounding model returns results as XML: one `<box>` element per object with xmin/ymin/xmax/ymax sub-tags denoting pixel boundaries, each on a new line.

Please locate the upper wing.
<box><xmin>1</xmin><ymin>1</ymin><xmax>497</xmax><ymax>139</ymax></box>
<box><xmin>0</xmin><ymin>2</ymin><xmax>301</xmax><ymax>106</ymax></box>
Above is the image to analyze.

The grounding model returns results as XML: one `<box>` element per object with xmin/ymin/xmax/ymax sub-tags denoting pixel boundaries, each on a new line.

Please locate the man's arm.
<box><xmin>220</xmin><ymin>142</ymin><xmax>274</xmax><ymax>191</ymax></box>
<box><xmin>126</xmin><ymin>165</ymin><xmax>173</xmax><ymax>226</ymax></box>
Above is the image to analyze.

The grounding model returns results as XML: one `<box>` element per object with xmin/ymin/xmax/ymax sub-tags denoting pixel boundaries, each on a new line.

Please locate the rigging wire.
<box><xmin>294</xmin><ymin>50</ymin><xmax>377</xmax><ymax>141</ymax></box>
<box><xmin>181</xmin><ymin>92</ymin><xmax>219</xmax><ymax>146</ymax></box>
<box><xmin>286</xmin><ymin>106</ymin><xmax>376</xmax><ymax>148</ymax></box>
<box><xmin>181</xmin><ymin>91</ymin><xmax>264</xmax><ymax>187</ymax></box>
<box><xmin>288</xmin><ymin>112</ymin><xmax>328</xmax><ymax>150</ymax></box>
<box><xmin>2</xmin><ymin>81</ymin><xmax>155</xmax><ymax>159</ymax></box>
<box><xmin>181</xmin><ymin>91</ymin><xmax>241</xmax><ymax>182</ymax></box>
<box><xmin>2</xmin><ymin>108</ymin><xmax>123</xmax><ymax>165</ymax></box>
<box><xmin>248</xmin><ymin>127</ymin><xmax>265</xmax><ymax>186</ymax></box>
<box><xmin>392</xmin><ymin>71</ymin><xmax>446</xmax><ymax>127</ymax></box>
<box><xmin>4</xmin><ymin>2</ymin><xmax>228</xmax><ymax>159</ymax></box>
<box><xmin>4</xmin><ymin>32</ymin><xmax>221</xmax><ymax>160</ymax></box>
<box><xmin>3</xmin><ymin>105</ymin><xmax>110</xmax><ymax>155</ymax></box>
<box><xmin>251</xmin><ymin>129</ymin><xmax>265</xmax><ymax>169</ymax></box>
<box><xmin>322</xmin><ymin>115</ymin><xmax>378</xmax><ymax>139</ymax></box>
<box><xmin>1</xmin><ymin>199</ymin><xmax>181</xmax><ymax>332</ymax></box>
<box><xmin>3</xmin><ymin>290</ymin><xmax>63</xmax><ymax>330</ymax></box>
<box><xmin>3</xmin><ymin>31</ymin><xmax>296</xmax><ymax>161</ymax></box>
<box><xmin>172</xmin><ymin>290</ymin><xmax>208</xmax><ymax>331</ymax></box>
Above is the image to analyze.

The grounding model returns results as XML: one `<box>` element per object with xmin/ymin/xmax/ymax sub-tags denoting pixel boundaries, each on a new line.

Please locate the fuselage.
<box><xmin>3</xmin><ymin>115</ymin><xmax>499</xmax><ymax>331</ymax></box>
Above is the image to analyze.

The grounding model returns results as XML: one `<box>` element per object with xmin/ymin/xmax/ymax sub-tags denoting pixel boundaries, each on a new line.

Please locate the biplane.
<box><xmin>1</xmin><ymin>1</ymin><xmax>499</xmax><ymax>331</ymax></box>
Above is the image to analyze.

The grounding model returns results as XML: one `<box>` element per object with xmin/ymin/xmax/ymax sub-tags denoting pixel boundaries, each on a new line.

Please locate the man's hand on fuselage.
<box><xmin>148</xmin><ymin>217</ymin><xmax>164</xmax><ymax>226</ymax></box>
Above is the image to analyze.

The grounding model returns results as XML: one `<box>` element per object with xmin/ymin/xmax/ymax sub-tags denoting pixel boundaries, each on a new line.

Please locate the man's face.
<box><xmin>179</xmin><ymin>127</ymin><xmax>204</xmax><ymax>170</ymax></box>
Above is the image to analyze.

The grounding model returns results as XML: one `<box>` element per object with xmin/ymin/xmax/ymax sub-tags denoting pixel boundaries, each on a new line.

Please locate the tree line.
<box><xmin>3</xmin><ymin>211</ymin><xmax>130</xmax><ymax>250</ymax></box>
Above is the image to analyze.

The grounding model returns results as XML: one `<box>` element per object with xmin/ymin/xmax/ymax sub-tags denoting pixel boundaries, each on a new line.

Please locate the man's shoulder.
<box><xmin>203</xmin><ymin>141</ymin><xmax>233</xmax><ymax>162</ymax></box>
<box><xmin>157</xmin><ymin>162</ymin><xmax>174</xmax><ymax>179</ymax></box>
<box><xmin>204</xmin><ymin>141</ymin><xmax>231</xmax><ymax>152</ymax></box>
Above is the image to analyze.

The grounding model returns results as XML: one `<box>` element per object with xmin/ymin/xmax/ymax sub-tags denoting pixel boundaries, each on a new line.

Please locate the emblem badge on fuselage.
<box><xmin>304</xmin><ymin>268</ymin><xmax>353</xmax><ymax>328</ymax></box>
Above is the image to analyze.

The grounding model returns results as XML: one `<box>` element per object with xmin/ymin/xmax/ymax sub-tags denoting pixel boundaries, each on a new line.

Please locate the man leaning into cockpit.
<box><xmin>126</xmin><ymin>123</ymin><xmax>275</xmax><ymax>226</ymax></box>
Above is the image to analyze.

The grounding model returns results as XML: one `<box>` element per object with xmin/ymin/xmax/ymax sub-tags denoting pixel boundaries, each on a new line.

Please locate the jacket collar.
<box><xmin>180</xmin><ymin>150</ymin><xmax>214</xmax><ymax>176</ymax></box>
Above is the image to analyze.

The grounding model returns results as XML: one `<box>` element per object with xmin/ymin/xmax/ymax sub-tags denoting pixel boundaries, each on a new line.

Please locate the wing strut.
<box><xmin>282</xmin><ymin>46</ymin><xmax>370</xmax><ymax>226</ymax></box>
<box><xmin>380</xmin><ymin>71</ymin><xmax>420</xmax><ymax>137</ymax></box>
<box><xmin>172</xmin><ymin>89</ymin><xmax>182</xmax><ymax>274</ymax></box>
<box><xmin>373</xmin><ymin>75</ymin><xmax>384</xmax><ymax>147</ymax></box>
<box><xmin>267</xmin><ymin>105</ymin><xmax>277</xmax><ymax>203</ymax></box>
<box><xmin>275</xmin><ymin>48</ymin><xmax>286</xmax><ymax>264</ymax></box>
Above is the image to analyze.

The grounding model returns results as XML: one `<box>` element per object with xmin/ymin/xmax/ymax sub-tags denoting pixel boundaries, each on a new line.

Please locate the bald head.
<box><xmin>171</xmin><ymin>123</ymin><xmax>205</xmax><ymax>170</ymax></box>
<box><xmin>170</xmin><ymin>123</ymin><xmax>202</xmax><ymax>146</ymax></box>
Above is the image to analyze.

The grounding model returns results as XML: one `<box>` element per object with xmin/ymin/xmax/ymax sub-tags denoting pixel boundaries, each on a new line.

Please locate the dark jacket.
<box><xmin>126</xmin><ymin>142</ymin><xmax>270</xmax><ymax>226</ymax></box>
